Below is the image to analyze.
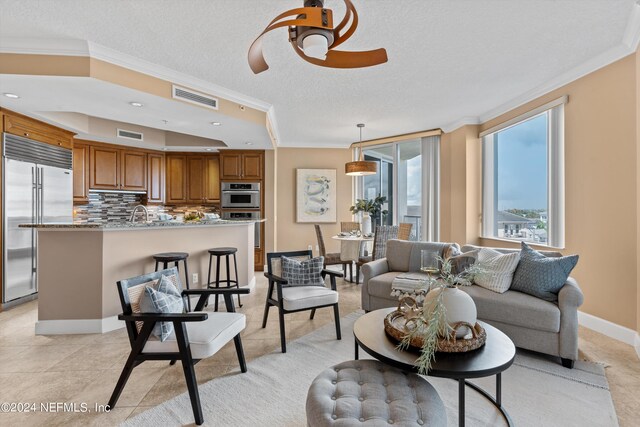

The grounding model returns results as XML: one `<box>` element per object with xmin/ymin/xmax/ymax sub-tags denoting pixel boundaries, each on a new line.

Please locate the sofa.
<box><xmin>361</xmin><ymin>240</ymin><xmax>584</xmax><ymax>368</ymax></box>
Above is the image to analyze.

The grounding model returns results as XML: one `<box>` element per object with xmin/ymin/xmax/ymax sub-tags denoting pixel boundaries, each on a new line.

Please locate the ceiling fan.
<box><xmin>248</xmin><ymin>0</ymin><xmax>388</xmax><ymax>74</ymax></box>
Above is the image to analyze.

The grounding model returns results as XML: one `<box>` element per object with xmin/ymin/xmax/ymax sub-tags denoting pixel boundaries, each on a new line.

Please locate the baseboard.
<box><xmin>635</xmin><ymin>333</ymin><xmax>640</xmax><ymax>360</ymax></box>
<box><xmin>241</xmin><ymin>276</ymin><xmax>256</xmax><ymax>291</ymax></box>
<box><xmin>35</xmin><ymin>315</ymin><xmax>123</xmax><ymax>335</ymax></box>
<box><xmin>578</xmin><ymin>310</ymin><xmax>637</xmax><ymax>347</ymax></box>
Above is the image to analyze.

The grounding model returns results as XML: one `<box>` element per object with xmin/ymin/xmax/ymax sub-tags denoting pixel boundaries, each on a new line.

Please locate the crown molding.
<box><xmin>623</xmin><ymin>1</ymin><xmax>640</xmax><ymax>50</ymax></box>
<box><xmin>440</xmin><ymin>117</ymin><xmax>481</xmax><ymax>134</ymax></box>
<box><xmin>0</xmin><ymin>37</ymin><xmax>273</xmax><ymax>114</ymax></box>
<box><xmin>266</xmin><ymin>106</ymin><xmax>281</xmax><ymax>148</ymax></box>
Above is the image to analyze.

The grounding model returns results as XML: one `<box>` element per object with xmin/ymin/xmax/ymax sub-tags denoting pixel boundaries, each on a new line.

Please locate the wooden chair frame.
<box><xmin>107</xmin><ymin>268</ymin><xmax>249</xmax><ymax>426</ymax></box>
<box><xmin>262</xmin><ymin>250</ymin><xmax>343</xmax><ymax>353</ymax></box>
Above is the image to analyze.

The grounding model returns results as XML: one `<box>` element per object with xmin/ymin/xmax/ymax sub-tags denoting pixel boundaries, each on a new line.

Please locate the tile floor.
<box><xmin>0</xmin><ymin>273</ymin><xmax>637</xmax><ymax>426</ymax></box>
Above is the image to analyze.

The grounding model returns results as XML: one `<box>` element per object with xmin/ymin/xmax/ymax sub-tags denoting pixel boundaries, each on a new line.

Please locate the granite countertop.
<box><xmin>20</xmin><ymin>219</ymin><xmax>266</xmax><ymax>230</ymax></box>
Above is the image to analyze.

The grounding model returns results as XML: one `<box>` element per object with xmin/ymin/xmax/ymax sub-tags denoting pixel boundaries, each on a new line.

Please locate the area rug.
<box><xmin>123</xmin><ymin>312</ymin><xmax>618</xmax><ymax>426</ymax></box>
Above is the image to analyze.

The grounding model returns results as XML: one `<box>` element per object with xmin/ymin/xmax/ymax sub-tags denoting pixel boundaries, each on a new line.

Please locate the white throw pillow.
<box><xmin>474</xmin><ymin>248</ymin><xmax>520</xmax><ymax>293</ymax></box>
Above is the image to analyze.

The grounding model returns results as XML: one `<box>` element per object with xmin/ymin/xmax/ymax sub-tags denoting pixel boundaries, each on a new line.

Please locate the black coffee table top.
<box><xmin>354</xmin><ymin>308</ymin><xmax>516</xmax><ymax>379</ymax></box>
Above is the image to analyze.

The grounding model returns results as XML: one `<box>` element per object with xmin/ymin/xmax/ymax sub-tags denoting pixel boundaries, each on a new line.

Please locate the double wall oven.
<box><xmin>221</xmin><ymin>182</ymin><xmax>261</xmax><ymax>249</ymax></box>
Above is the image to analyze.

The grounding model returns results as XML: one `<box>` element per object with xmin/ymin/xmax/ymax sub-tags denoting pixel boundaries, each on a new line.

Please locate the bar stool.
<box><xmin>207</xmin><ymin>247</ymin><xmax>242</xmax><ymax>311</ymax></box>
<box><xmin>153</xmin><ymin>252</ymin><xmax>191</xmax><ymax>310</ymax></box>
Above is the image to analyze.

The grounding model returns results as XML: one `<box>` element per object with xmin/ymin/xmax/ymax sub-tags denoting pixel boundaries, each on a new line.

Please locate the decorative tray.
<box><xmin>384</xmin><ymin>310</ymin><xmax>487</xmax><ymax>353</ymax></box>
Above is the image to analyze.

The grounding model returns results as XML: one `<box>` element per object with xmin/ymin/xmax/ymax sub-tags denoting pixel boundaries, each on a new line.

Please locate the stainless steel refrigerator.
<box><xmin>3</xmin><ymin>133</ymin><xmax>73</xmax><ymax>304</ymax></box>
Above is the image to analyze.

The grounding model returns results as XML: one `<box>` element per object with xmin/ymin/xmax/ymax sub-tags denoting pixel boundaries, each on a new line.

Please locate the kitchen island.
<box><xmin>21</xmin><ymin>220</ymin><xmax>263</xmax><ymax>335</ymax></box>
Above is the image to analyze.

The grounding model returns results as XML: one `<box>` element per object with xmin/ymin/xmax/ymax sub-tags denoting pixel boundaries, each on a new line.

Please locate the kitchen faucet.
<box><xmin>129</xmin><ymin>205</ymin><xmax>149</xmax><ymax>223</ymax></box>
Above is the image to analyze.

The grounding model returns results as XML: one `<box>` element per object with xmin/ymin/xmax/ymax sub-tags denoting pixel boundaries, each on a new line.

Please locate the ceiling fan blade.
<box><xmin>332</xmin><ymin>0</ymin><xmax>358</xmax><ymax>49</ymax></box>
<box><xmin>292</xmin><ymin>42</ymin><xmax>388</xmax><ymax>69</ymax></box>
<box><xmin>248</xmin><ymin>7</ymin><xmax>334</xmax><ymax>74</ymax></box>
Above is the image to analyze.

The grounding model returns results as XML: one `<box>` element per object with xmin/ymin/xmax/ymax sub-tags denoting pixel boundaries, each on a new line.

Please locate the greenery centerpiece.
<box><xmin>396</xmin><ymin>256</ymin><xmax>485</xmax><ymax>374</ymax></box>
<box><xmin>349</xmin><ymin>195</ymin><xmax>388</xmax><ymax>232</ymax></box>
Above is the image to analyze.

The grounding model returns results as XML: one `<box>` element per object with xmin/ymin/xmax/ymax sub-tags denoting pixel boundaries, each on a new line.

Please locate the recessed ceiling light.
<box><xmin>245</xmin><ymin>142</ymin><xmax>253</xmax><ymax>146</ymax></box>
<box><xmin>3</xmin><ymin>93</ymin><xmax>19</xmax><ymax>99</ymax></box>
<box><xmin>162</xmin><ymin>148</ymin><xmax>168</xmax><ymax>151</ymax></box>
<box><xmin>211</xmin><ymin>122</ymin><xmax>221</xmax><ymax>126</ymax></box>
<box><xmin>129</xmin><ymin>102</ymin><xmax>143</xmax><ymax>107</ymax></box>
<box><xmin>205</xmin><ymin>148</ymin><xmax>214</xmax><ymax>151</ymax></box>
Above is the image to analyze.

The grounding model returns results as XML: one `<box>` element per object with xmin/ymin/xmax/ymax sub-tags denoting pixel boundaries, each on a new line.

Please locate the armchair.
<box><xmin>107</xmin><ymin>267</ymin><xmax>249</xmax><ymax>425</ymax></box>
<box><xmin>262</xmin><ymin>250</ymin><xmax>343</xmax><ymax>353</ymax></box>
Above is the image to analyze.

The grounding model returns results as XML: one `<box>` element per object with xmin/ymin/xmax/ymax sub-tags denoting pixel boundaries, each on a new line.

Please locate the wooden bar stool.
<box><xmin>207</xmin><ymin>247</ymin><xmax>242</xmax><ymax>311</ymax></box>
<box><xmin>153</xmin><ymin>252</ymin><xmax>191</xmax><ymax>309</ymax></box>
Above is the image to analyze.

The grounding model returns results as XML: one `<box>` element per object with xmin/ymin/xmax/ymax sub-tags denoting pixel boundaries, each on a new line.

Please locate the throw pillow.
<box><xmin>474</xmin><ymin>248</ymin><xmax>520</xmax><ymax>293</ymax></box>
<box><xmin>449</xmin><ymin>249</ymin><xmax>479</xmax><ymax>275</ymax></box>
<box><xmin>511</xmin><ymin>242</ymin><xmax>579</xmax><ymax>302</ymax></box>
<box><xmin>139</xmin><ymin>275</ymin><xmax>184</xmax><ymax>341</ymax></box>
<box><xmin>281</xmin><ymin>256</ymin><xmax>325</xmax><ymax>287</ymax></box>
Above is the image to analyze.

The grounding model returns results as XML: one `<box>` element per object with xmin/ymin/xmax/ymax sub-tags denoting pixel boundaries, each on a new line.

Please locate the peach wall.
<box><xmin>445</xmin><ymin>54</ymin><xmax>638</xmax><ymax>330</ymax></box>
<box><xmin>274</xmin><ymin>148</ymin><xmax>353</xmax><ymax>254</ymax></box>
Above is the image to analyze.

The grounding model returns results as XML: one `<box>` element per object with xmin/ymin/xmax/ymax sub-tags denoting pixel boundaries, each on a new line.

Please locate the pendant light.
<box><xmin>345</xmin><ymin>124</ymin><xmax>378</xmax><ymax>176</ymax></box>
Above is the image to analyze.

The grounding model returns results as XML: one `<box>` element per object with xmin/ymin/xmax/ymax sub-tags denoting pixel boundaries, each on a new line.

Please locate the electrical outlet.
<box><xmin>192</xmin><ymin>273</ymin><xmax>198</xmax><ymax>284</ymax></box>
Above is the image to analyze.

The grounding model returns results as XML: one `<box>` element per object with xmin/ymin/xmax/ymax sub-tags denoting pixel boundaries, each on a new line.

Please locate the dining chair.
<box><xmin>107</xmin><ymin>267</ymin><xmax>249</xmax><ymax>426</ymax></box>
<box><xmin>340</xmin><ymin>221</ymin><xmax>360</xmax><ymax>233</ymax></box>
<box><xmin>398</xmin><ymin>223</ymin><xmax>413</xmax><ymax>240</ymax></box>
<box><xmin>355</xmin><ymin>225</ymin><xmax>400</xmax><ymax>284</ymax></box>
<box><xmin>315</xmin><ymin>224</ymin><xmax>353</xmax><ymax>279</ymax></box>
<box><xmin>262</xmin><ymin>250</ymin><xmax>343</xmax><ymax>352</ymax></box>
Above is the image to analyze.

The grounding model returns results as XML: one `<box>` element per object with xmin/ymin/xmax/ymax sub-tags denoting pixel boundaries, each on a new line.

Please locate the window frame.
<box><xmin>481</xmin><ymin>96</ymin><xmax>566</xmax><ymax>248</ymax></box>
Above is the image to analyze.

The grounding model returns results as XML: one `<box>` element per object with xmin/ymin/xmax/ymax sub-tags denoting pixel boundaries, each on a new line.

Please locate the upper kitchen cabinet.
<box><xmin>72</xmin><ymin>141</ymin><xmax>90</xmax><ymax>203</ymax></box>
<box><xmin>120</xmin><ymin>150</ymin><xmax>147</xmax><ymax>191</ymax></box>
<box><xmin>165</xmin><ymin>154</ymin><xmax>187</xmax><ymax>204</ymax></box>
<box><xmin>2</xmin><ymin>109</ymin><xmax>74</xmax><ymax>150</ymax></box>
<box><xmin>220</xmin><ymin>150</ymin><xmax>264</xmax><ymax>180</ymax></box>
<box><xmin>165</xmin><ymin>154</ymin><xmax>220</xmax><ymax>205</ymax></box>
<box><xmin>147</xmin><ymin>153</ymin><xmax>165</xmax><ymax>204</ymax></box>
<box><xmin>89</xmin><ymin>145</ymin><xmax>120</xmax><ymax>190</ymax></box>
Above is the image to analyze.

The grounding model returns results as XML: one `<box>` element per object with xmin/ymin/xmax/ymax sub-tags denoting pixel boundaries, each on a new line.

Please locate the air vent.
<box><xmin>172</xmin><ymin>85</ymin><xmax>218</xmax><ymax>110</ymax></box>
<box><xmin>117</xmin><ymin>129</ymin><xmax>144</xmax><ymax>141</ymax></box>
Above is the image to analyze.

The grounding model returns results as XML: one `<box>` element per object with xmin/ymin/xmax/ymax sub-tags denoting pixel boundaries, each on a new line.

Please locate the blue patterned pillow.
<box><xmin>139</xmin><ymin>275</ymin><xmax>184</xmax><ymax>341</ymax></box>
<box><xmin>281</xmin><ymin>256</ymin><xmax>325</xmax><ymax>287</ymax></box>
<box><xmin>511</xmin><ymin>242</ymin><xmax>578</xmax><ymax>302</ymax></box>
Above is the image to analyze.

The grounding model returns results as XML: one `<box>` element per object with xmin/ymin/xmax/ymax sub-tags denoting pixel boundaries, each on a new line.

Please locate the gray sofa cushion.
<box><xmin>460</xmin><ymin>285</ymin><xmax>561</xmax><ymax>333</ymax></box>
<box><xmin>367</xmin><ymin>272</ymin><xmax>404</xmax><ymax>299</ymax></box>
<box><xmin>387</xmin><ymin>240</ymin><xmax>453</xmax><ymax>272</ymax></box>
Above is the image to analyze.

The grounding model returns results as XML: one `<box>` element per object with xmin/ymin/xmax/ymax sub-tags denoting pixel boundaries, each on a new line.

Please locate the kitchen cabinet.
<box><xmin>2</xmin><ymin>109</ymin><xmax>74</xmax><ymax>149</ymax></box>
<box><xmin>89</xmin><ymin>145</ymin><xmax>120</xmax><ymax>190</ymax></box>
<box><xmin>120</xmin><ymin>151</ymin><xmax>147</xmax><ymax>191</ymax></box>
<box><xmin>204</xmin><ymin>155</ymin><xmax>220</xmax><ymax>202</ymax></box>
<box><xmin>166</xmin><ymin>154</ymin><xmax>187</xmax><ymax>204</ymax></box>
<box><xmin>220</xmin><ymin>151</ymin><xmax>263</xmax><ymax>180</ymax></box>
<box><xmin>89</xmin><ymin>145</ymin><xmax>147</xmax><ymax>191</ymax></box>
<box><xmin>73</xmin><ymin>142</ymin><xmax>90</xmax><ymax>203</ymax></box>
<box><xmin>147</xmin><ymin>153</ymin><xmax>164</xmax><ymax>204</ymax></box>
<box><xmin>166</xmin><ymin>154</ymin><xmax>220</xmax><ymax>205</ymax></box>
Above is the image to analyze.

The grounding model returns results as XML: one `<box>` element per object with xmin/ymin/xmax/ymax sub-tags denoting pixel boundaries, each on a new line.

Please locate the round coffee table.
<box><xmin>353</xmin><ymin>308</ymin><xmax>515</xmax><ymax>427</ymax></box>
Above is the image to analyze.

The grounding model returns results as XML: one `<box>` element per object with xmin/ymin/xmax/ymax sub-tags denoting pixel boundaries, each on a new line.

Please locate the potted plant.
<box><xmin>349</xmin><ymin>195</ymin><xmax>388</xmax><ymax>234</ymax></box>
<box><xmin>396</xmin><ymin>256</ymin><xmax>485</xmax><ymax>373</ymax></box>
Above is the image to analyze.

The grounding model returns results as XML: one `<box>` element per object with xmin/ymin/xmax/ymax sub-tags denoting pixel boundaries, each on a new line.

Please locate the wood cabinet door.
<box><xmin>166</xmin><ymin>155</ymin><xmax>187</xmax><ymax>203</ymax></box>
<box><xmin>242</xmin><ymin>152</ymin><xmax>263</xmax><ymax>180</ymax></box>
<box><xmin>221</xmin><ymin>153</ymin><xmax>242</xmax><ymax>179</ymax></box>
<box><xmin>204</xmin><ymin>155</ymin><xmax>220</xmax><ymax>203</ymax></box>
<box><xmin>186</xmin><ymin>155</ymin><xmax>205</xmax><ymax>203</ymax></box>
<box><xmin>72</xmin><ymin>143</ymin><xmax>90</xmax><ymax>203</ymax></box>
<box><xmin>90</xmin><ymin>145</ymin><xmax>120</xmax><ymax>189</ymax></box>
<box><xmin>121</xmin><ymin>150</ymin><xmax>147</xmax><ymax>191</ymax></box>
<box><xmin>147</xmin><ymin>153</ymin><xmax>164</xmax><ymax>203</ymax></box>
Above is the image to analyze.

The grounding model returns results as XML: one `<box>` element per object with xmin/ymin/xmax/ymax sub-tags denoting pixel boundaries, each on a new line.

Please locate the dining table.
<box><xmin>331</xmin><ymin>234</ymin><xmax>374</xmax><ymax>282</ymax></box>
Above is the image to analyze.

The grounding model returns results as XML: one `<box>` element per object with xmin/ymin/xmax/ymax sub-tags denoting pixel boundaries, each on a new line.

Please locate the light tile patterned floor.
<box><xmin>0</xmin><ymin>273</ymin><xmax>637</xmax><ymax>426</ymax></box>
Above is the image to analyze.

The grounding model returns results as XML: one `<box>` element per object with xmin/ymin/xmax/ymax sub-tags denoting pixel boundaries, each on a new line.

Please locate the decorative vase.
<box><xmin>361</xmin><ymin>212</ymin><xmax>372</xmax><ymax>235</ymax></box>
<box><xmin>423</xmin><ymin>286</ymin><xmax>477</xmax><ymax>338</ymax></box>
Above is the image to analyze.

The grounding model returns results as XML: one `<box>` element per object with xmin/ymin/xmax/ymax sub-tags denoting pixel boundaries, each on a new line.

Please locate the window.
<box><xmin>481</xmin><ymin>97</ymin><xmax>565</xmax><ymax>248</ymax></box>
<box><xmin>356</xmin><ymin>135</ymin><xmax>440</xmax><ymax>241</ymax></box>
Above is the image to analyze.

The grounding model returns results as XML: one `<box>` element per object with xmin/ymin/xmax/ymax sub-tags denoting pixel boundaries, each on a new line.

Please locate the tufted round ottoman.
<box><xmin>306</xmin><ymin>360</ymin><xmax>446</xmax><ymax>427</ymax></box>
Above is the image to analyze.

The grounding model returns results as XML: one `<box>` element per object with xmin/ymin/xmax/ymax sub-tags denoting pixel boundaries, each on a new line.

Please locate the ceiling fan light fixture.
<box><xmin>345</xmin><ymin>123</ymin><xmax>377</xmax><ymax>176</ymax></box>
<box><xmin>302</xmin><ymin>33</ymin><xmax>329</xmax><ymax>59</ymax></box>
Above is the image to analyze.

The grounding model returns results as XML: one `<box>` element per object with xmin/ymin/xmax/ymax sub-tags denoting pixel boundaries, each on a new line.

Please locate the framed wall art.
<box><xmin>296</xmin><ymin>168</ymin><xmax>337</xmax><ymax>223</ymax></box>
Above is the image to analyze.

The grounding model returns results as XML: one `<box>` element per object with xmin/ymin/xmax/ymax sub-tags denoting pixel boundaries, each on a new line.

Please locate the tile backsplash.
<box><xmin>73</xmin><ymin>191</ymin><xmax>218</xmax><ymax>224</ymax></box>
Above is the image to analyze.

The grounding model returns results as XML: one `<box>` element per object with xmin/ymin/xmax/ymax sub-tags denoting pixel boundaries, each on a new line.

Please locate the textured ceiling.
<box><xmin>0</xmin><ymin>0</ymin><xmax>637</xmax><ymax>147</ymax></box>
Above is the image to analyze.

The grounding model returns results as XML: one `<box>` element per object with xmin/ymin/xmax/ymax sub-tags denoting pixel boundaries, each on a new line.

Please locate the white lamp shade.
<box><xmin>302</xmin><ymin>34</ymin><xmax>329</xmax><ymax>59</ymax></box>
